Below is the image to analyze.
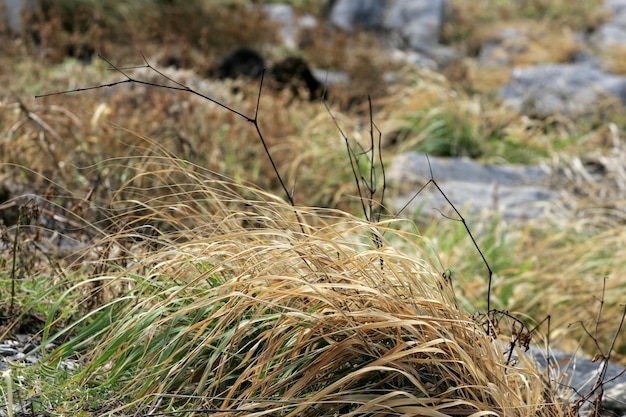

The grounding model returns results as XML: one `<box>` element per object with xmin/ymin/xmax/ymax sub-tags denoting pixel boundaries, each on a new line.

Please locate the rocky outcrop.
<box><xmin>322</xmin><ymin>0</ymin><xmax>626</xmax><ymax>118</ymax></box>
<box><xmin>386</xmin><ymin>152</ymin><xmax>562</xmax><ymax>221</ymax></box>
<box><xmin>498</xmin><ymin>63</ymin><xmax>626</xmax><ymax>119</ymax></box>
<box><xmin>329</xmin><ymin>0</ymin><xmax>388</xmax><ymax>32</ymax></box>
<box><xmin>383</xmin><ymin>0</ymin><xmax>449</xmax><ymax>53</ymax></box>
<box><xmin>327</xmin><ymin>0</ymin><xmax>455</xmax><ymax>67</ymax></box>
<box><xmin>526</xmin><ymin>347</ymin><xmax>626</xmax><ymax>417</ymax></box>
<box><xmin>495</xmin><ymin>1</ymin><xmax>626</xmax><ymax>118</ymax></box>
<box><xmin>263</xmin><ymin>3</ymin><xmax>317</xmax><ymax>49</ymax></box>
<box><xmin>596</xmin><ymin>0</ymin><xmax>626</xmax><ymax>46</ymax></box>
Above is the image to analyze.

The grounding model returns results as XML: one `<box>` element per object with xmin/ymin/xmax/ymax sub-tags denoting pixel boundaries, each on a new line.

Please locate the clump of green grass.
<box><xmin>37</xmin><ymin>153</ymin><xmax>566</xmax><ymax>416</ymax></box>
<box><xmin>376</xmin><ymin>78</ymin><xmax>550</xmax><ymax>163</ymax></box>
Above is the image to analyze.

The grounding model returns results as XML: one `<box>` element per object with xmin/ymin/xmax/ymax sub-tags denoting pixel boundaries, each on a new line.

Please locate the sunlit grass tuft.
<box><xmin>36</xmin><ymin>154</ymin><xmax>567</xmax><ymax>416</ymax></box>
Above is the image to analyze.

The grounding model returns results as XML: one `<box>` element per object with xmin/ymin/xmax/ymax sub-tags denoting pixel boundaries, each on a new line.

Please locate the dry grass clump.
<box><xmin>42</xmin><ymin>155</ymin><xmax>568</xmax><ymax>416</ymax></box>
<box><xmin>445</xmin><ymin>0</ymin><xmax>606</xmax><ymax>52</ymax></box>
<box><xmin>443</xmin><ymin>0</ymin><xmax>606</xmax><ymax>94</ymax></box>
<box><xmin>374</xmin><ymin>69</ymin><xmax>548</xmax><ymax>162</ymax></box>
<box><xmin>471</xmin><ymin>21</ymin><xmax>580</xmax><ymax>67</ymax></box>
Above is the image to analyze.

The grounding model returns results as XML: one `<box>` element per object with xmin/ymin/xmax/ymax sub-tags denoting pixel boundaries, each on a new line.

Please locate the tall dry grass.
<box><xmin>41</xmin><ymin>148</ymin><xmax>570</xmax><ymax>416</ymax></box>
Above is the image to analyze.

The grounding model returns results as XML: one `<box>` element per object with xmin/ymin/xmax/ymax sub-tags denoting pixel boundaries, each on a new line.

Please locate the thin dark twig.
<box><xmin>593</xmin><ymin>277</ymin><xmax>608</xmax><ymax>351</ymax></box>
<box><xmin>254</xmin><ymin>67</ymin><xmax>265</xmax><ymax>122</ymax></box>
<box><xmin>392</xmin><ymin>154</ymin><xmax>437</xmax><ymax>221</ymax></box>
<box><xmin>427</xmin><ymin>176</ymin><xmax>494</xmax><ymax>333</ymax></box>
<box><xmin>323</xmin><ymin>95</ymin><xmax>386</xmax><ymax>268</ymax></box>
<box><xmin>569</xmin><ymin>280</ymin><xmax>626</xmax><ymax>416</ymax></box>
<box><xmin>249</xmin><ymin>68</ymin><xmax>295</xmax><ymax>207</ymax></box>
<box><xmin>36</xmin><ymin>54</ymin><xmax>251</xmax><ymax>121</ymax></box>
<box><xmin>585</xmin><ymin>305</ymin><xmax>626</xmax><ymax>411</ymax></box>
<box><xmin>393</xmin><ymin>179</ymin><xmax>433</xmax><ymax>219</ymax></box>
<box><xmin>571</xmin><ymin>278</ymin><xmax>610</xmax><ymax>353</ymax></box>
<box><xmin>604</xmin><ymin>306</ymin><xmax>626</xmax><ymax>376</ymax></box>
<box><xmin>368</xmin><ymin>96</ymin><xmax>376</xmax><ymax>223</ymax></box>
<box><xmin>392</xmin><ymin>153</ymin><xmax>494</xmax><ymax>333</ymax></box>
<box><xmin>35</xmin><ymin>54</ymin><xmax>298</xmax><ymax>211</ymax></box>
<box><xmin>138</xmin><ymin>51</ymin><xmax>187</xmax><ymax>89</ymax></box>
<box><xmin>545</xmin><ymin>315</ymin><xmax>551</xmax><ymax>381</ymax></box>
<box><xmin>525</xmin><ymin>315</ymin><xmax>551</xmax><ymax>361</ymax></box>
<box><xmin>322</xmin><ymin>99</ymin><xmax>367</xmax><ymax>218</ymax></box>
<box><xmin>374</xmin><ymin>119</ymin><xmax>386</xmax><ymax>222</ymax></box>
<box><xmin>366</xmin><ymin>97</ymin><xmax>384</xmax><ymax>266</ymax></box>
<box><xmin>432</xmin><ymin>207</ymin><xmax>459</xmax><ymax>221</ymax></box>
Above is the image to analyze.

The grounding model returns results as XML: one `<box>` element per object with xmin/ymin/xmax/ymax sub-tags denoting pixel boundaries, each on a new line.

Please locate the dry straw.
<box><xmin>45</xmin><ymin>154</ymin><xmax>568</xmax><ymax>416</ymax></box>
<box><xmin>30</xmin><ymin>52</ymin><xmax>575</xmax><ymax>416</ymax></box>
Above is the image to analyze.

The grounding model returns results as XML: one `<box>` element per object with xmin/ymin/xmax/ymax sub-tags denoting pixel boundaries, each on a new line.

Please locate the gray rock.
<box><xmin>387</xmin><ymin>152</ymin><xmax>561</xmax><ymax>221</ymax></box>
<box><xmin>264</xmin><ymin>4</ymin><xmax>298</xmax><ymax>48</ymax></box>
<box><xmin>0</xmin><ymin>345</ymin><xmax>19</xmax><ymax>357</ymax></box>
<box><xmin>395</xmin><ymin>180</ymin><xmax>560</xmax><ymax>221</ymax></box>
<box><xmin>0</xmin><ymin>336</ymin><xmax>57</xmax><ymax>371</ymax></box>
<box><xmin>1</xmin><ymin>0</ymin><xmax>36</xmax><ymax>32</ymax></box>
<box><xmin>498</xmin><ymin>63</ymin><xmax>626</xmax><ymax>118</ymax></box>
<box><xmin>527</xmin><ymin>347</ymin><xmax>626</xmax><ymax>416</ymax></box>
<box><xmin>602</xmin><ymin>382</ymin><xmax>626</xmax><ymax>416</ymax></box>
<box><xmin>329</xmin><ymin>0</ymin><xmax>388</xmax><ymax>31</ymax></box>
<box><xmin>597</xmin><ymin>22</ymin><xmax>626</xmax><ymax>45</ymax></box>
<box><xmin>391</xmin><ymin>152</ymin><xmax>548</xmax><ymax>186</ymax></box>
<box><xmin>328</xmin><ymin>0</ymin><xmax>456</xmax><ymax>68</ymax></box>
<box><xmin>596</xmin><ymin>0</ymin><xmax>626</xmax><ymax>46</ymax></box>
<box><xmin>383</xmin><ymin>0</ymin><xmax>448</xmax><ymax>53</ymax></box>
<box><xmin>390</xmin><ymin>49</ymin><xmax>439</xmax><ymax>71</ymax></box>
<box><xmin>606</xmin><ymin>0</ymin><xmax>626</xmax><ymax>28</ymax></box>
<box><xmin>607</xmin><ymin>0</ymin><xmax>626</xmax><ymax>15</ymax></box>
<box><xmin>263</xmin><ymin>3</ymin><xmax>317</xmax><ymax>49</ymax></box>
<box><xmin>311</xmin><ymin>69</ymin><xmax>350</xmax><ymax>86</ymax></box>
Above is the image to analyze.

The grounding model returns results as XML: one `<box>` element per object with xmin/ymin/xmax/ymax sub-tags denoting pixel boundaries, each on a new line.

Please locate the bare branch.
<box><xmin>35</xmin><ymin>54</ymin><xmax>300</xmax><ymax>209</ymax></box>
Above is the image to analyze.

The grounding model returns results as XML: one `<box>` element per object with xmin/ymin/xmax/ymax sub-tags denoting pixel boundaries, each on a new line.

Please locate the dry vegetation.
<box><xmin>0</xmin><ymin>0</ymin><xmax>625</xmax><ymax>415</ymax></box>
<box><xmin>39</xmin><ymin>158</ymin><xmax>567</xmax><ymax>416</ymax></box>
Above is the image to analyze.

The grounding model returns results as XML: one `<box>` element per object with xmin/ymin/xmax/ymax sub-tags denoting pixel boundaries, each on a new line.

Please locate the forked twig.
<box><xmin>322</xmin><ymin>97</ymin><xmax>368</xmax><ymax>219</ymax></box>
<box><xmin>323</xmin><ymin>95</ymin><xmax>386</xmax><ymax>266</ymax></box>
<box><xmin>36</xmin><ymin>54</ymin><xmax>295</xmax><ymax>209</ymax></box>
<box><xmin>393</xmin><ymin>153</ymin><xmax>496</xmax><ymax>334</ymax></box>
<box><xmin>569</xmin><ymin>278</ymin><xmax>626</xmax><ymax>416</ymax></box>
<box><xmin>323</xmin><ymin>90</ymin><xmax>497</xmax><ymax>333</ymax></box>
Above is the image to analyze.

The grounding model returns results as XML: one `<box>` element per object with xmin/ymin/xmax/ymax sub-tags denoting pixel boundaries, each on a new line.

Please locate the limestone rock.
<box><xmin>263</xmin><ymin>3</ymin><xmax>317</xmax><ymax>49</ymax></box>
<box><xmin>329</xmin><ymin>0</ymin><xmax>387</xmax><ymax>31</ymax></box>
<box><xmin>383</xmin><ymin>0</ymin><xmax>449</xmax><ymax>53</ymax></box>
<box><xmin>498</xmin><ymin>63</ymin><xmax>626</xmax><ymax>118</ymax></box>
<box><xmin>596</xmin><ymin>0</ymin><xmax>626</xmax><ymax>46</ymax></box>
<box><xmin>387</xmin><ymin>152</ymin><xmax>561</xmax><ymax>221</ymax></box>
<box><xmin>528</xmin><ymin>347</ymin><xmax>626</xmax><ymax>417</ymax></box>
